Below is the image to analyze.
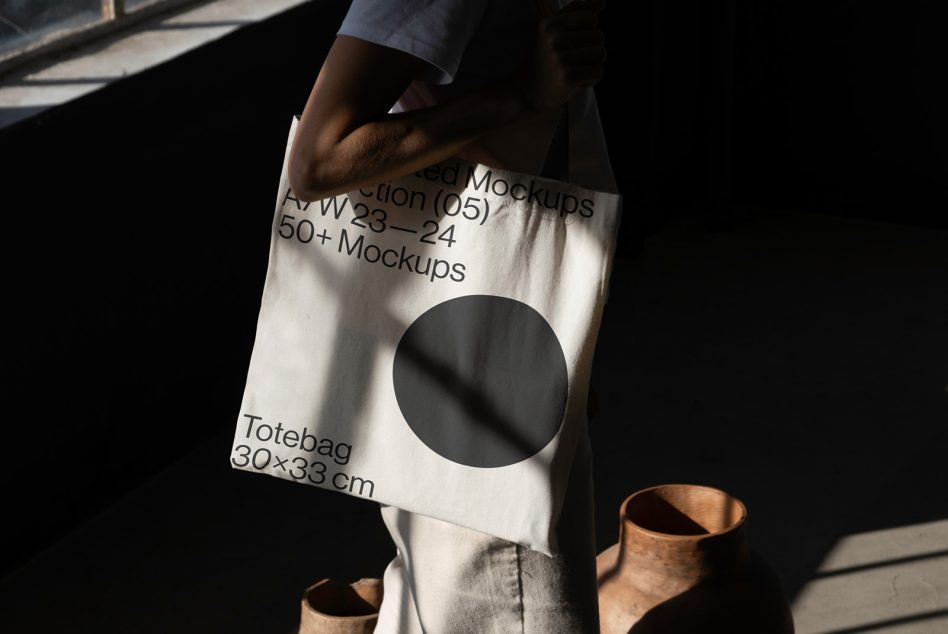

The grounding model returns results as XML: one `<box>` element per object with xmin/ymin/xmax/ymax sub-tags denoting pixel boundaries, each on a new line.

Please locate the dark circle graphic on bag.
<box><xmin>392</xmin><ymin>295</ymin><xmax>568</xmax><ymax>468</ymax></box>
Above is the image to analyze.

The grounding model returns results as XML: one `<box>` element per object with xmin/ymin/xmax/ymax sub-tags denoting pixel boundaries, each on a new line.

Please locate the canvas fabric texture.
<box><xmin>232</xmin><ymin>114</ymin><xmax>621</xmax><ymax>555</ymax></box>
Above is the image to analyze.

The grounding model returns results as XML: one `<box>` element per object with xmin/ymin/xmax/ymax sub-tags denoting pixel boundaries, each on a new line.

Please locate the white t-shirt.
<box><xmin>337</xmin><ymin>0</ymin><xmax>619</xmax><ymax>194</ymax></box>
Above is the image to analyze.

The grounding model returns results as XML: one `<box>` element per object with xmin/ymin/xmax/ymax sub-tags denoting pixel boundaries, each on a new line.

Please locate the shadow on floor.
<box><xmin>1</xmin><ymin>209</ymin><xmax>946</xmax><ymax>633</ymax></box>
<box><xmin>589</xmin><ymin>209</ymin><xmax>948</xmax><ymax>633</ymax></box>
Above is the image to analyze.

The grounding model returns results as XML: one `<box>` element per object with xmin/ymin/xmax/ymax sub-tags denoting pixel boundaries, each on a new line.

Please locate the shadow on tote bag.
<box><xmin>232</xmin><ymin>99</ymin><xmax>622</xmax><ymax>556</ymax></box>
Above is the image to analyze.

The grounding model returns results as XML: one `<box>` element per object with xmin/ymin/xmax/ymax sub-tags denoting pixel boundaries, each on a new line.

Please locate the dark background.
<box><xmin>1</xmin><ymin>0</ymin><xmax>946</xmax><ymax>628</ymax></box>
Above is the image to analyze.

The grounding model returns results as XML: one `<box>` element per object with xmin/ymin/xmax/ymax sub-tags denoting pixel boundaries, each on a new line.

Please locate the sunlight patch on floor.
<box><xmin>793</xmin><ymin>519</ymin><xmax>948</xmax><ymax>634</ymax></box>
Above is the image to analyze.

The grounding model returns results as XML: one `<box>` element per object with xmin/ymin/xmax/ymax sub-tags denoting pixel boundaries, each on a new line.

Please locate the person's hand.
<box><xmin>514</xmin><ymin>0</ymin><xmax>607</xmax><ymax>113</ymax></box>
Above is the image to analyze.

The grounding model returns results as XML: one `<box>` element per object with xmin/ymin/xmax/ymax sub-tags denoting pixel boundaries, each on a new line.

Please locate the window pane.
<box><xmin>126</xmin><ymin>0</ymin><xmax>166</xmax><ymax>12</ymax></box>
<box><xmin>0</xmin><ymin>1</ymin><xmax>104</xmax><ymax>56</ymax></box>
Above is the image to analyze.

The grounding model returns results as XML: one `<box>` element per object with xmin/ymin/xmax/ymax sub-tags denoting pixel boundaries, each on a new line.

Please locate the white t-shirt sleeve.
<box><xmin>337</xmin><ymin>0</ymin><xmax>489</xmax><ymax>85</ymax></box>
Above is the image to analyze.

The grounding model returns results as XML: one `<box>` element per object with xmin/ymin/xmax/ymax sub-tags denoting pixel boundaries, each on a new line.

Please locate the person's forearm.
<box><xmin>289</xmin><ymin>79</ymin><xmax>536</xmax><ymax>203</ymax></box>
<box><xmin>289</xmin><ymin>0</ymin><xmax>605</xmax><ymax>203</ymax></box>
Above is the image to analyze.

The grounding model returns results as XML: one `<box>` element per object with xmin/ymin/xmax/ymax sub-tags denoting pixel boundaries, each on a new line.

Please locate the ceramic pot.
<box><xmin>596</xmin><ymin>484</ymin><xmax>794</xmax><ymax>634</ymax></box>
<box><xmin>298</xmin><ymin>577</ymin><xmax>383</xmax><ymax>634</ymax></box>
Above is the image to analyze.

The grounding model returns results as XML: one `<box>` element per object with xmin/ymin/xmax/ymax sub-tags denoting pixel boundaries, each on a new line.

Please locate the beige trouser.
<box><xmin>374</xmin><ymin>432</ymin><xmax>599</xmax><ymax>633</ymax></box>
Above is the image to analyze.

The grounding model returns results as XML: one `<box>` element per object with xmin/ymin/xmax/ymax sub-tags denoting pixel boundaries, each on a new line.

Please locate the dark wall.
<box><xmin>735</xmin><ymin>2</ymin><xmax>948</xmax><ymax>223</ymax></box>
<box><xmin>596</xmin><ymin>0</ymin><xmax>739</xmax><ymax>236</ymax></box>
<box><xmin>0</xmin><ymin>0</ymin><xmax>350</xmax><ymax>574</ymax></box>
<box><xmin>595</xmin><ymin>0</ymin><xmax>948</xmax><ymax>231</ymax></box>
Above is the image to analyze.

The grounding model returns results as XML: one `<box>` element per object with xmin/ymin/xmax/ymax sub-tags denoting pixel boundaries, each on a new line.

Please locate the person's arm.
<box><xmin>288</xmin><ymin>0</ymin><xmax>606</xmax><ymax>203</ymax></box>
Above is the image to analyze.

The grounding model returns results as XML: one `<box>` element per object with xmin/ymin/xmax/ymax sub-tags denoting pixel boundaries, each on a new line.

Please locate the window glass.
<box><xmin>126</xmin><ymin>0</ymin><xmax>165</xmax><ymax>12</ymax></box>
<box><xmin>0</xmin><ymin>1</ymin><xmax>104</xmax><ymax>56</ymax></box>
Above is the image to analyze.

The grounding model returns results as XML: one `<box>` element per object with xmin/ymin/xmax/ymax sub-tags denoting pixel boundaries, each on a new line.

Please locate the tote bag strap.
<box><xmin>539</xmin><ymin>102</ymin><xmax>571</xmax><ymax>181</ymax></box>
<box><xmin>532</xmin><ymin>0</ymin><xmax>572</xmax><ymax>182</ymax></box>
<box><xmin>531</xmin><ymin>0</ymin><xmax>618</xmax><ymax>193</ymax></box>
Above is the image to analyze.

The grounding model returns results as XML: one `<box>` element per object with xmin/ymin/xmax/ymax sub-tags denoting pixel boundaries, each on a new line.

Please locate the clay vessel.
<box><xmin>298</xmin><ymin>577</ymin><xmax>383</xmax><ymax>634</ymax></box>
<box><xmin>597</xmin><ymin>484</ymin><xmax>794</xmax><ymax>634</ymax></box>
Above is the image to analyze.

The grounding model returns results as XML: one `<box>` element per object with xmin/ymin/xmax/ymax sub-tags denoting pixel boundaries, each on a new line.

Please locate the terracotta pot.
<box><xmin>596</xmin><ymin>484</ymin><xmax>794</xmax><ymax>634</ymax></box>
<box><xmin>298</xmin><ymin>577</ymin><xmax>383</xmax><ymax>634</ymax></box>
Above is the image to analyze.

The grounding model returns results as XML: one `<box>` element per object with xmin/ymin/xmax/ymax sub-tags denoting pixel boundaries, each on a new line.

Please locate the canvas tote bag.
<box><xmin>232</xmin><ymin>113</ymin><xmax>621</xmax><ymax>556</ymax></box>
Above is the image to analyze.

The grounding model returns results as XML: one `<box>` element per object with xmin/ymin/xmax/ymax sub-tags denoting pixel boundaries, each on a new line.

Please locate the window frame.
<box><xmin>0</xmin><ymin>0</ymin><xmax>204</xmax><ymax>78</ymax></box>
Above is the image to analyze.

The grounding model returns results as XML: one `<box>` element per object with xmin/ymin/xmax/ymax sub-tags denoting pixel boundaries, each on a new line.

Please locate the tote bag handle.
<box><xmin>532</xmin><ymin>0</ymin><xmax>573</xmax><ymax>183</ymax></box>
